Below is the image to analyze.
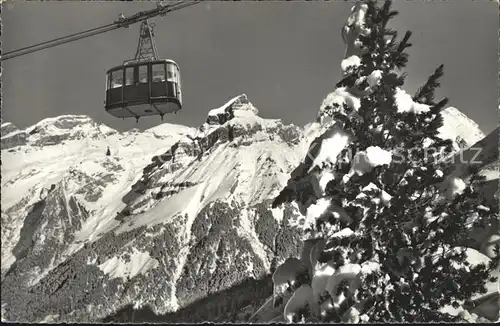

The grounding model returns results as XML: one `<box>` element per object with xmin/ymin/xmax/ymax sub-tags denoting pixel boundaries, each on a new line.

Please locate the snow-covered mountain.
<box><xmin>0</xmin><ymin>95</ymin><xmax>308</xmax><ymax>323</ymax></box>
<box><xmin>0</xmin><ymin>93</ymin><xmax>492</xmax><ymax>323</ymax></box>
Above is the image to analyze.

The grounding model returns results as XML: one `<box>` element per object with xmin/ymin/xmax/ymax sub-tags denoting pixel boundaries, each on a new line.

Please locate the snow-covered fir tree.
<box><xmin>268</xmin><ymin>0</ymin><xmax>499</xmax><ymax>323</ymax></box>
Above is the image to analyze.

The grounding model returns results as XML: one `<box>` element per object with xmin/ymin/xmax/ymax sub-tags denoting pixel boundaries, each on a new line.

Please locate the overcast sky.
<box><xmin>2</xmin><ymin>1</ymin><xmax>498</xmax><ymax>134</ymax></box>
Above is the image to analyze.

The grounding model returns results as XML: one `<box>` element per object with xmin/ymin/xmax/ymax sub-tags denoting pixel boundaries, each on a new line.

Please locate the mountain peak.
<box><xmin>206</xmin><ymin>94</ymin><xmax>258</xmax><ymax>126</ymax></box>
<box><xmin>27</xmin><ymin>114</ymin><xmax>97</xmax><ymax>133</ymax></box>
<box><xmin>439</xmin><ymin>106</ymin><xmax>485</xmax><ymax>151</ymax></box>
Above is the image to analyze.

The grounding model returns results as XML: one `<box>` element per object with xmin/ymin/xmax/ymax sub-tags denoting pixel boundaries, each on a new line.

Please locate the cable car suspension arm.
<box><xmin>0</xmin><ymin>1</ymin><xmax>199</xmax><ymax>61</ymax></box>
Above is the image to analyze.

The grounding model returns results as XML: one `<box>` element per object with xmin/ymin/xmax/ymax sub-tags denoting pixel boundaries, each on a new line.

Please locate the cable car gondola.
<box><xmin>104</xmin><ymin>19</ymin><xmax>182</xmax><ymax>122</ymax></box>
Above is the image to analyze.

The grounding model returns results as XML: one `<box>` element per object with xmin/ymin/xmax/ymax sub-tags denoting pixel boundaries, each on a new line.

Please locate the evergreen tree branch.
<box><xmin>413</xmin><ymin>64</ymin><xmax>445</xmax><ymax>105</ymax></box>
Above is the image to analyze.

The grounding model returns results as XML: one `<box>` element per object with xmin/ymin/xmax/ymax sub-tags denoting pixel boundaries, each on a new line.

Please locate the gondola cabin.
<box><xmin>105</xmin><ymin>59</ymin><xmax>182</xmax><ymax>120</ymax></box>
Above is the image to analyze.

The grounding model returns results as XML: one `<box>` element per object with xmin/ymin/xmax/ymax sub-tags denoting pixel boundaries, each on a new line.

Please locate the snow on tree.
<box><xmin>341</xmin><ymin>55</ymin><xmax>362</xmax><ymax>76</ymax></box>
<box><xmin>341</xmin><ymin>1</ymin><xmax>372</xmax><ymax>61</ymax></box>
<box><xmin>299</xmin><ymin>238</ymin><xmax>326</xmax><ymax>278</ymax></box>
<box><xmin>308</xmin><ymin>124</ymin><xmax>354</xmax><ymax>173</ymax></box>
<box><xmin>269</xmin><ymin>0</ymin><xmax>499</xmax><ymax>323</ymax></box>
<box><xmin>272</xmin><ymin>257</ymin><xmax>309</xmax><ymax>306</ymax></box>
<box><xmin>283</xmin><ymin>284</ymin><xmax>320</xmax><ymax>322</ymax></box>
<box><xmin>308</xmin><ymin>238</ymin><xmax>327</xmax><ymax>274</ymax></box>
<box><xmin>439</xmin><ymin>175</ymin><xmax>467</xmax><ymax>200</ymax></box>
<box><xmin>345</xmin><ymin>145</ymin><xmax>392</xmax><ymax>181</ymax></box>
<box><xmin>481</xmin><ymin>234</ymin><xmax>500</xmax><ymax>259</ymax></box>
